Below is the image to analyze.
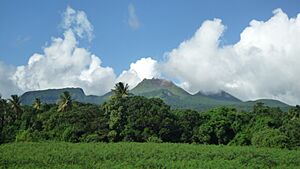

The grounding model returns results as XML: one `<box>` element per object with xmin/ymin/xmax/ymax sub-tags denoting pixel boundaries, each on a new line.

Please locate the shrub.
<box><xmin>15</xmin><ymin>130</ymin><xmax>31</xmax><ymax>142</ymax></box>
<box><xmin>251</xmin><ymin>128</ymin><xmax>289</xmax><ymax>148</ymax></box>
<box><xmin>80</xmin><ymin>133</ymin><xmax>101</xmax><ymax>143</ymax></box>
<box><xmin>147</xmin><ymin>136</ymin><xmax>162</xmax><ymax>143</ymax></box>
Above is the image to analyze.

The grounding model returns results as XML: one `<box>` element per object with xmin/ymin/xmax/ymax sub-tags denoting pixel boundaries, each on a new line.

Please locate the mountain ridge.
<box><xmin>19</xmin><ymin>78</ymin><xmax>290</xmax><ymax>111</ymax></box>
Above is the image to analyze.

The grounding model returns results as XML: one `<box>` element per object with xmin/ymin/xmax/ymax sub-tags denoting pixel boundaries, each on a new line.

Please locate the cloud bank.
<box><xmin>163</xmin><ymin>9</ymin><xmax>300</xmax><ymax>105</ymax></box>
<box><xmin>1</xmin><ymin>7</ymin><xmax>300</xmax><ymax>105</ymax></box>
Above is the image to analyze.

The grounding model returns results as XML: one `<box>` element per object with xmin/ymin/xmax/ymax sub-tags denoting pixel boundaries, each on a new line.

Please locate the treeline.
<box><xmin>0</xmin><ymin>82</ymin><xmax>299</xmax><ymax>149</ymax></box>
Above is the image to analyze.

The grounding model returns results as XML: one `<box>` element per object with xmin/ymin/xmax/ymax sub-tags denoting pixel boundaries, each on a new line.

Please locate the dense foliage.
<box><xmin>0</xmin><ymin>84</ymin><xmax>299</xmax><ymax>149</ymax></box>
<box><xmin>1</xmin><ymin>142</ymin><xmax>300</xmax><ymax>169</ymax></box>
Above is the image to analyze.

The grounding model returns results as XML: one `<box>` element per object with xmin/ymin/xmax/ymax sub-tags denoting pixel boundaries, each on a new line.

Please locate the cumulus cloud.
<box><xmin>163</xmin><ymin>9</ymin><xmax>300</xmax><ymax>105</ymax></box>
<box><xmin>117</xmin><ymin>57</ymin><xmax>160</xmax><ymax>88</ymax></box>
<box><xmin>128</xmin><ymin>3</ymin><xmax>140</xmax><ymax>30</ymax></box>
<box><xmin>0</xmin><ymin>61</ymin><xmax>21</xmax><ymax>98</ymax></box>
<box><xmin>11</xmin><ymin>6</ymin><xmax>115</xmax><ymax>96</ymax></box>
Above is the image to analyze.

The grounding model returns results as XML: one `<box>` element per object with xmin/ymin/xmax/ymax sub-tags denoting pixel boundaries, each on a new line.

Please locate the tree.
<box><xmin>0</xmin><ymin>95</ymin><xmax>7</xmax><ymax>143</ymax></box>
<box><xmin>33</xmin><ymin>98</ymin><xmax>42</xmax><ymax>111</ymax></box>
<box><xmin>57</xmin><ymin>91</ymin><xmax>72</xmax><ymax>112</ymax></box>
<box><xmin>253</xmin><ymin>102</ymin><xmax>268</xmax><ymax>115</ymax></box>
<box><xmin>111</xmin><ymin>82</ymin><xmax>130</xmax><ymax>98</ymax></box>
<box><xmin>174</xmin><ymin>109</ymin><xmax>202</xmax><ymax>143</ymax></box>
<box><xmin>288</xmin><ymin>105</ymin><xmax>300</xmax><ymax>120</ymax></box>
<box><xmin>8</xmin><ymin>95</ymin><xmax>22</xmax><ymax>120</ymax></box>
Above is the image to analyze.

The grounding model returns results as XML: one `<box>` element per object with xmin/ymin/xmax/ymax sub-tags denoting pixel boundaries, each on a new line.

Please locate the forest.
<box><xmin>0</xmin><ymin>82</ymin><xmax>299</xmax><ymax>149</ymax></box>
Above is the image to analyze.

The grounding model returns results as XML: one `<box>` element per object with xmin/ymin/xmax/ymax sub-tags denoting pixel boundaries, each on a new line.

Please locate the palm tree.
<box><xmin>57</xmin><ymin>91</ymin><xmax>72</xmax><ymax>112</ymax></box>
<box><xmin>8</xmin><ymin>95</ymin><xmax>22</xmax><ymax>120</ymax></box>
<box><xmin>0</xmin><ymin>95</ymin><xmax>6</xmax><ymax>132</ymax></box>
<box><xmin>111</xmin><ymin>82</ymin><xmax>130</xmax><ymax>98</ymax></box>
<box><xmin>33</xmin><ymin>98</ymin><xmax>42</xmax><ymax>111</ymax></box>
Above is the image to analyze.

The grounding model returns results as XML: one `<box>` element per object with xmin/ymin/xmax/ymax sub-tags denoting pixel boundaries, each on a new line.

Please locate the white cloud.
<box><xmin>62</xmin><ymin>6</ymin><xmax>94</xmax><ymax>42</ymax></box>
<box><xmin>163</xmin><ymin>18</ymin><xmax>226</xmax><ymax>93</ymax></box>
<box><xmin>11</xmin><ymin>7</ymin><xmax>115</xmax><ymax>96</ymax></box>
<box><xmin>0</xmin><ymin>61</ymin><xmax>21</xmax><ymax>98</ymax></box>
<box><xmin>163</xmin><ymin>9</ymin><xmax>300</xmax><ymax>105</ymax></box>
<box><xmin>117</xmin><ymin>57</ymin><xmax>160</xmax><ymax>88</ymax></box>
<box><xmin>128</xmin><ymin>3</ymin><xmax>140</xmax><ymax>30</ymax></box>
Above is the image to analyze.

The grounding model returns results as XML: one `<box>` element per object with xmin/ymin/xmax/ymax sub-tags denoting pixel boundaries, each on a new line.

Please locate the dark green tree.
<box><xmin>174</xmin><ymin>109</ymin><xmax>202</xmax><ymax>143</ymax></box>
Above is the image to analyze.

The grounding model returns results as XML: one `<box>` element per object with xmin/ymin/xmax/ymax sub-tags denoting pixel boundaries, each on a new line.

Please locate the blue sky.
<box><xmin>1</xmin><ymin>0</ymin><xmax>299</xmax><ymax>74</ymax></box>
<box><xmin>1</xmin><ymin>0</ymin><xmax>300</xmax><ymax>104</ymax></box>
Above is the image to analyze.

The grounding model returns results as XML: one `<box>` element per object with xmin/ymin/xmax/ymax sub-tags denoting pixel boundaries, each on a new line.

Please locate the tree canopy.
<box><xmin>0</xmin><ymin>83</ymin><xmax>299</xmax><ymax>150</ymax></box>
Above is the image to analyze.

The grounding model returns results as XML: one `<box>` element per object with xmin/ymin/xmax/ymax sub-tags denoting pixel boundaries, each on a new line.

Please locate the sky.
<box><xmin>1</xmin><ymin>0</ymin><xmax>300</xmax><ymax>105</ymax></box>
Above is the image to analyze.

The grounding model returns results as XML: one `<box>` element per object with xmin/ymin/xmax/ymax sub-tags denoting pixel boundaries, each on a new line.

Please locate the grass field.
<box><xmin>1</xmin><ymin>142</ymin><xmax>300</xmax><ymax>169</ymax></box>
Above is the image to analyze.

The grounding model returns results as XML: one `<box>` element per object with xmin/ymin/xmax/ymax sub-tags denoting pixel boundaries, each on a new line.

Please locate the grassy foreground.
<box><xmin>0</xmin><ymin>142</ymin><xmax>300</xmax><ymax>169</ymax></box>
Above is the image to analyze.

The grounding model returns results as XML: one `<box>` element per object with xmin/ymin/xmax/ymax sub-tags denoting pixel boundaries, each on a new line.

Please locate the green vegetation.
<box><xmin>1</xmin><ymin>82</ymin><xmax>299</xmax><ymax>149</ymax></box>
<box><xmin>1</xmin><ymin>142</ymin><xmax>300</xmax><ymax>169</ymax></box>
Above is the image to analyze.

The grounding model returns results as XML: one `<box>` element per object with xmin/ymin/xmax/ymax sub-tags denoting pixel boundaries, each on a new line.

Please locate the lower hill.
<box><xmin>19</xmin><ymin>78</ymin><xmax>291</xmax><ymax>111</ymax></box>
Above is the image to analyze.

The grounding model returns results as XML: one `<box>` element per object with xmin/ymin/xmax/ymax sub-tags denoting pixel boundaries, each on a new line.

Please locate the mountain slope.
<box><xmin>195</xmin><ymin>91</ymin><xmax>241</xmax><ymax>102</ymax></box>
<box><xmin>20</xmin><ymin>88</ymin><xmax>104</xmax><ymax>105</ymax></box>
<box><xmin>130</xmin><ymin>78</ymin><xmax>243</xmax><ymax>111</ymax></box>
<box><xmin>237</xmin><ymin>99</ymin><xmax>290</xmax><ymax>112</ymax></box>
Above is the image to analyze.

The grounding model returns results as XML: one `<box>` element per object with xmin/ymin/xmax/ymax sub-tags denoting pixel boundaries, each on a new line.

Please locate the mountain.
<box><xmin>130</xmin><ymin>78</ymin><xmax>244</xmax><ymax>110</ymax></box>
<box><xmin>131</xmin><ymin>78</ymin><xmax>290</xmax><ymax>111</ymax></box>
<box><xmin>19</xmin><ymin>78</ymin><xmax>291</xmax><ymax>111</ymax></box>
<box><xmin>20</xmin><ymin>88</ymin><xmax>103</xmax><ymax>105</ymax></box>
<box><xmin>195</xmin><ymin>91</ymin><xmax>241</xmax><ymax>102</ymax></box>
<box><xmin>238</xmin><ymin>99</ymin><xmax>290</xmax><ymax>112</ymax></box>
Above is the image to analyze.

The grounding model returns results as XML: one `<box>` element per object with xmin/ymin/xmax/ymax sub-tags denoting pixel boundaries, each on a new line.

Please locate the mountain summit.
<box><xmin>131</xmin><ymin>78</ymin><xmax>190</xmax><ymax>97</ymax></box>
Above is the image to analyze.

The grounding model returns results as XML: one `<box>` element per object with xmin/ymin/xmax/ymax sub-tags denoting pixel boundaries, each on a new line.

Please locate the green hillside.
<box><xmin>236</xmin><ymin>99</ymin><xmax>290</xmax><ymax>112</ymax></box>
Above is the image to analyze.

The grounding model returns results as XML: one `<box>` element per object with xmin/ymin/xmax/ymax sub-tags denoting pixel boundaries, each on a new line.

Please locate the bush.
<box><xmin>229</xmin><ymin>133</ymin><xmax>251</xmax><ymax>146</ymax></box>
<box><xmin>108</xmin><ymin>130</ymin><xmax>118</xmax><ymax>142</ymax></box>
<box><xmin>251</xmin><ymin>129</ymin><xmax>289</xmax><ymax>148</ymax></box>
<box><xmin>61</xmin><ymin>127</ymin><xmax>83</xmax><ymax>143</ymax></box>
<box><xmin>15</xmin><ymin>130</ymin><xmax>31</xmax><ymax>142</ymax></box>
<box><xmin>80</xmin><ymin>133</ymin><xmax>101</xmax><ymax>143</ymax></box>
<box><xmin>147</xmin><ymin>136</ymin><xmax>162</xmax><ymax>143</ymax></box>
